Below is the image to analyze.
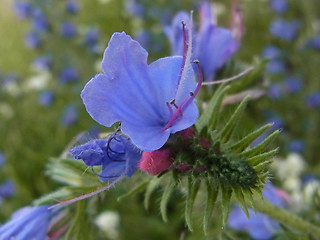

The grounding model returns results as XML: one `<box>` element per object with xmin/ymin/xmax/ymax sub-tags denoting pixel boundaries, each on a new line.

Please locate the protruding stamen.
<box><xmin>181</xmin><ymin>20</ymin><xmax>187</xmax><ymax>58</ymax></box>
<box><xmin>166</xmin><ymin>102</ymin><xmax>173</xmax><ymax>117</ymax></box>
<box><xmin>202</xmin><ymin>66</ymin><xmax>254</xmax><ymax>86</ymax></box>
<box><xmin>170</xmin><ymin>99</ymin><xmax>183</xmax><ymax>117</ymax></box>
<box><xmin>192</xmin><ymin>60</ymin><xmax>203</xmax><ymax>97</ymax></box>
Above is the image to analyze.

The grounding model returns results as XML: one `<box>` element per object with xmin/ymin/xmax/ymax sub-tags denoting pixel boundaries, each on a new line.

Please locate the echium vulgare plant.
<box><xmin>3</xmin><ymin>11</ymin><xmax>320</xmax><ymax>240</ymax></box>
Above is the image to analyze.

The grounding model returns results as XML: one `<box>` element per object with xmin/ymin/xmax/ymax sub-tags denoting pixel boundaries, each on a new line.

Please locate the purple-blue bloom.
<box><xmin>33</xmin><ymin>56</ymin><xmax>52</xmax><ymax>71</ymax></box>
<box><xmin>125</xmin><ymin>0</ymin><xmax>145</xmax><ymax>18</ymax></box>
<box><xmin>305</xmin><ymin>91</ymin><xmax>320</xmax><ymax>109</ymax></box>
<box><xmin>60</xmin><ymin>21</ymin><xmax>77</xmax><ymax>38</ymax></box>
<box><xmin>13</xmin><ymin>1</ymin><xmax>33</xmax><ymax>19</ymax></box>
<box><xmin>0</xmin><ymin>151</ymin><xmax>5</xmax><ymax>168</ymax></box>
<box><xmin>32</xmin><ymin>9</ymin><xmax>49</xmax><ymax>33</ymax></box>
<box><xmin>24</xmin><ymin>31</ymin><xmax>41</xmax><ymax>49</ymax></box>
<box><xmin>70</xmin><ymin>133</ymin><xmax>142</xmax><ymax>182</ymax></box>
<box><xmin>266</xmin><ymin>59</ymin><xmax>286</xmax><ymax>74</ymax></box>
<box><xmin>38</xmin><ymin>90</ymin><xmax>54</xmax><ymax>106</ymax></box>
<box><xmin>270</xmin><ymin>19</ymin><xmax>300</xmax><ymax>41</ymax></box>
<box><xmin>59</xmin><ymin>66</ymin><xmax>79</xmax><ymax>83</ymax></box>
<box><xmin>284</xmin><ymin>76</ymin><xmax>302</xmax><ymax>94</ymax></box>
<box><xmin>165</xmin><ymin>2</ymin><xmax>239</xmax><ymax>80</ymax></box>
<box><xmin>66</xmin><ymin>0</ymin><xmax>79</xmax><ymax>14</ymax></box>
<box><xmin>0</xmin><ymin>180</ymin><xmax>15</xmax><ymax>199</ymax></box>
<box><xmin>262</xmin><ymin>45</ymin><xmax>281</xmax><ymax>59</ymax></box>
<box><xmin>0</xmin><ymin>205</ymin><xmax>52</xmax><ymax>240</ymax></box>
<box><xmin>81</xmin><ymin>32</ymin><xmax>199</xmax><ymax>151</ymax></box>
<box><xmin>268</xmin><ymin>83</ymin><xmax>283</xmax><ymax>100</ymax></box>
<box><xmin>270</xmin><ymin>0</ymin><xmax>288</xmax><ymax>13</ymax></box>
<box><xmin>60</xmin><ymin>105</ymin><xmax>78</xmax><ymax>126</ymax></box>
<box><xmin>228</xmin><ymin>183</ymin><xmax>285</xmax><ymax>240</ymax></box>
<box><xmin>288</xmin><ymin>140</ymin><xmax>305</xmax><ymax>153</ymax></box>
<box><xmin>307</xmin><ymin>33</ymin><xmax>320</xmax><ymax>50</ymax></box>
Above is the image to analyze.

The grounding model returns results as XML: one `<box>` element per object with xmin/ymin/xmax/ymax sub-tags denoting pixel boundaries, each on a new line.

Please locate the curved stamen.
<box><xmin>166</xmin><ymin>102</ymin><xmax>173</xmax><ymax>117</ymax></box>
<box><xmin>170</xmin><ymin>99</ymin><xmax>183</xmax><ymax>117</ymax></box>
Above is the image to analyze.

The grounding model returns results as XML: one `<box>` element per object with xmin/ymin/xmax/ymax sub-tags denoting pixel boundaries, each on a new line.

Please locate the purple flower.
<box><xmin>165</xmin><ymin>2</ymin><xmax>239</xmax><ymax>80</ymax></box>
<box><xmin>24</xmin><ymin>31</ymin><xmax>41</xmax><ymax>49</ymax></box>
<box><xmin>60</xmin><ymin>105</ymin><xmax>78</xmax><ymax>126</ymax></box>
<box><xmin>38</xmin><ymin>90</ymin><xmax>54</xmax><ymax>106</ymax></box>
<box><xmin>81</xmin><ymin>32</ymin><xmax>199</xmax><ymax>151</ymax></box>
<box><xmin>66</xmin><ymin>0</ymin><xmax>79</xmax><ymax>14</ymax></box>
<box><xmin>59</xmin><ymin>66</ymin><xmax>79</xmax><ymax>83</ymax></box>
<box><xmin>0</xmin><ymin>205</ymin><xmax>52</xmax><ymax>239</ymax></box>
<box><xmin>288</xmin><ymin>140</ymin><xmax>305</xmax><ymax>153</ymax></box>
<box><xmin>266</xmin><ymin>60</ymin><xmax>286</xmax><ymax>74</ymax></box>
<box><xmin>270</xmin><ymin>0</ymin><xmax>288</xmax><ymax>13</ymax></box>
<box><xmin>33</xmin><ymin>56</ymin><xmax>52</xmax><ymax>70</ymax></box>
<box><xmin>0</xmin><ymin>151</ymin><xmax>5</xmax><ymax>168</ymax></box>
<box><xmin>268</xmin><ymin>83</ymin><xmax>283</xmax><ymax>100</ymax></box>
<box><xmin>262</xmin><ymin>45</ymin><xmax>281</xmax><ymax>59</ymax></box>
<box><xmin>228</xmin><ymin>183</ymin><xmax>286</xmax><ymax>240</ymax></box>
<box><xmin>32</xmin><ymin>9</ymin><xmax>49</xmax><ymax>33</ymax></box>
<box><xmin>70</xmin><ymin>133</ymin><xmax>142</xmax><ymax>182</ymax></box>
<box><xmin>13</xmin><ymin>1</ymin><xmax>33</xmax><ymax>19</ymax></box>
<box><xmin>305</xmin><ymin>91</ymin><xmax>320</xmax><ymax>109</ymax></box>
<box><xmin>84</xmin><ymin>27</ymin><xmax>99</xmax><ymax>46</ymax></box>
<box><xmin>60</xmin><ymin>21</ymin><xmax>77</xmax><ymax>38</ymax></box>
<box><xmin>284</xmin><ymin>76</ymin><xmax>302</xmax><ymax>94</ymax></box>
<box><xmin>307</xmin><ymin>33</ymin><xmax>320</xmax><ymax>50</ymax></box>
<box><xmin>0</xmin><ymin>180</ymin><xmax>15</xmax><ymax>199</ymax></box>
<box><xmin>125</xmin><ymin>0</ymin><xmax>145</xmax><ymax>18</ymax></box>
<box><xmin>270</xmin><ymin>19</ymin><xmax>300</xmax><ymax>41</ymax></box>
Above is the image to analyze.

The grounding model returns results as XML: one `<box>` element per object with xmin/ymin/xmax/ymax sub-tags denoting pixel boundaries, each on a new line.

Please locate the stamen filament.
<box><xmin>166</xmin><ymin>102</ymin><xmax>173</xmax><ymax>117</ymax></box>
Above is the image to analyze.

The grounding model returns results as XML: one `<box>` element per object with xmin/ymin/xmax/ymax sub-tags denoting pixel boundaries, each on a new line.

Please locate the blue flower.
<box><xmin>0</xmin><ymin>205</ymin><xmax>52</xmax><ymax>240</ymax></box>
<box><xmin>33</xmin><ymin>56</ymin><xmax>52</xmax><ymax>71</ymax></box>
<box><xmin>266</xmin><ymin>59</ymin><xmax>286</xmax><ymax>74</ymax></box>
<box><xmin>32</xmin><ymin>9</ymin><xmax>49</xmax><ymax>33</ymax></box>
<box><xmin>305</xmin><ymin>91</ymin><xmax>320</xmax><ymax>109</ymax></box>
<box><xmin>307</xmin><ymin>33</ymin><xmax>320</xmax><ymax>50</ymax></box>
<box><xmin>81</xmin><ymin>32</ymin><xmax>199</xmax><ymax>151</ymax></box>
<box><xmin>270</xmin><ymin>19</ymin><xmax>300</xmax><ymax>41</ymax></box>
<box><xmin>24</xmin><ymin>31</ymin><xmax>41</xmax><ymax>49</ymax></box>
<box><xmin>0</xmin><ymin>151</ymin><xmax>5</xmax><ymax>168</ymax></box>
<box><xmin>60</xmin><ymin>21</ymin><xmax>77</xmax><ymax>38</ymax></box>
<box><xmin>70</xmin><ymin>133</ymin><xmax>142</xmax><ymax>182</ymax></box>
<box><xmin>59</xmin><ymin>66</ymin><xmax>79</xmax><ymax>83</ymax></box>
<box><xmin>66</xmin><ymin>0</ymin><xmax>79</xmax><ymax>14</ymax></box>
<box><xmin>262</xmin><ymin>45</ymin><xmax>281</xmax><ymax>59</ymax></box>
<box><xmin>38</xmin><ymin>90</ymin><xmax>54</xmax><ymax>106</ymax></box>
<box><xmin>284</xmin><ymin>76</ymin><xmax>302</xmax><ymax>94</ymax></box>
<box><xmin>270</xmin><ymin>0</ymin><xmax>288</xmax><ymax>13</ymax></box>
<box><xmin>288</xmin><ymin>140</ymin><xmax>305</xmax><ymax>153</ymax></box>
<box><xmin>13</xmin><ymin>1</ymin><xmax>33</xmax><ymax>19</ymax></box>
<box><xmin>165</xmin><ymin>2</ymin><xmax>239</xmax><ymax>80</ymax></box>
<box><xmin>60</xmin><ymin>105</ymin><xmax>78</xmax><ymax>126</ymax></box>
<box><xmin>268</xmin><ymin>83</ymin><xmax>283</xmax><ymax>100</ymax></box>
<box><xmin>228</xmin><ymin>183</ymin><xmax>286</xmax><ymax>240</ymax></box>
<box><xmin>0</xmin><ymin>180</ymin><xmax>15</xmax><ymax>199</ymax></box>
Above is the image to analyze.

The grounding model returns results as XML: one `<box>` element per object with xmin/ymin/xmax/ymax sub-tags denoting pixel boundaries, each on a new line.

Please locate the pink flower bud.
<box><xmin>138</xmin><ymin>149</ymin><xmax>173</xmax><ymax>175</ymax></box>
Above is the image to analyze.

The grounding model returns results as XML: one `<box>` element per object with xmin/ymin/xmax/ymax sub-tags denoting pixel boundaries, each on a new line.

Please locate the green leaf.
<box><xmin>144</xmin><ymin>176</ymin><xmax>162</xmax><ymax>210</ymax></box>
<box><xmin>117</xmin><ymin>180</ymin><xmax>149</xmax><ymax>202</ymax></box>
<box><xmin>233</xmin><ymin>188</ymin><xmax>249</xmax><ymax>218</ymax></box>
<box><xmin>220</xmin><ymin>96</ymin><xmax>249</xmax><ymax>143</ymax></box>
<box><xmin>160</xmin><ymin>176</ymin><xmax>176</xmax><ymax>222</ymax></box>
<box><xmin>195</xmin><ymin>85</ymin><xmax>230</xmax><ymax>135</ymax></box>
<box><xmin>33</xmin><ymin>188</ymin><xmax>72</xmax><ymax>206</ymax></box>
<box><xmin>220</xmin><ymin>184</ymin><xmax>232</xmax><ymax>226</ymax></box>
<box><xmin>246</xmin><ymin>148</ymin><xmax>278</xmax><ymax>166</ymax></box>
<box><xmin>240</xmin><ymin>130</ymin><xmax>280</xmax><ymax>158</ymax></box>
<box><xmin>203</xmin><ymin>181</ymin><xmax>219</xmax><ymax>235</ymax></box>
<box><xmin>253</xmin><ymin>160</ymin><xmax>273</xmax><ymax>172</ymax></box>
<box><xmin>185</xmin><ymin>177</ymin><xmax>200</xmax><ymax>232</ymax></box>
<box><xmin>228</xmin><ymin>124</ymin><xmax>272</xmax><ymax>152</ymax></box>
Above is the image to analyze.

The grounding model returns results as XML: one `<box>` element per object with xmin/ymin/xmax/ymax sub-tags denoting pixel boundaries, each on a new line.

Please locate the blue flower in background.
<box><xmin>33</xmin><ymin>56</ymin><xmax>52</xmax><ymax>71</ymax></box>
<box><xmin>266</xmin><ymin>59</ymin><xmax>286</xmax><ymax>74</ymax></box>
<box><xmin>60</xmin><ymin>105</ymin><xmax>78</xmax><ymax>126</ymax></box>
<box><xmin>13</xmin><ymin>1</ymin><xmax>33</xmax><ymax>19</ymax></box>
<box><xmin>24</xmin><ymin>31</ymin><xmax>41</xmax><ymax>49</ymax></box>
<box><xmin>0</xmin><ymin>151</ymin><xmax>5</xmax><ymax>168</ymax></box>
<box><xmin>32</xmin><ymin>8</ymin><xmax>49</xmax><ymax>33</ymax></box>
<box><xmin>66</xmin><ymin>0</ymin><xmax>79</xmax><ymax>14</ymax></box>
<box><xmin>59</xmin><ymin>66</ymin><xmax>79</xmax><ymax>83</ymax></box>
<box><xmin>125</xmin><ymin>0</ymin><xmax>145</xmax><ymax>18</ymax></box>
<box><xmin>284</xmin><ymin>76</ymin><xmax>302</xmax><ymax>94</ymax></box>
<box><xmin>0</xmin><ymin>180</ymin><xmax>15</xmax><ymax>199</ymax></box>
<box><xmin>228</xmin><ymin>183</ymin><xmax>286</xmax><ymax>240</ymax></box>
<box><xmin>70</xmin><ymin>133</ymin><xmax>142</xmax><ymax>182</ymax></box>
<box><xmin>165</xmin><ymin>2</ymin><xmax>239</xmax><ymax>80</ymax></box>
<box><xmin>305</xmin><ymin>91</ymin><xmax>320</xmax><ymax>109</ymax></box>
<box><xmin>270</xmin><ymin>19</ymin><xmax>300</xmax><ymax>41</ymax></box>
<box><xmin>38</xmin><ymin>90</ymin><xmax>54</xmax><ymax>106</ymax></box>
<box><xmin>83</xmin><ymin>27</ymin><xmax>100</xmax><ymax>53</ymax></box>
<box><xmin>268</xmin><ymin>83</ymin><xmax>283</xmax><ymax>100</ymax></box>
<box><xmin>60</xmin><ymin>21</ymin><xmax>77</xmax><ymax>38</ymax></box>
<box><xmin>81</xmin><ymin>32</ymin><xmax>199</xmax><ymax>151</ymax></box>
<box><xmin>288</xmin><ymin>140</ymin><xmax>305</xmax><ymax>153</ymax></box>
<box><xmin>270</xmin><ymin>0</ymin><xmax>288</xmax><ymax>13</ymax></box>
<box><xmin>307</xmin><ymin>33</ymin><xmax>320</xmax><ymax>50</ymax></box>
<box><xmin>0</xmin><ymin>205</ymin><xmax>52</xmax><ymax>240</ymax></box>
<box><xmin>262</xmin><ymin>45</ymin><xmax>281</xmax><ymax>59</ymax></box>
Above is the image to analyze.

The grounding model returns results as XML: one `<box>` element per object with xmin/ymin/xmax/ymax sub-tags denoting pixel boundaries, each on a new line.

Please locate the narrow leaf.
<box><xmin>117</xmin><ymin>181</ymin><xmax>149</xmax><ymax>202</ymax></box>
<box><xmin>233</xmin><ymin>188</ymin><xmax>249</xmax><ymax>218</ymax></box>
<box><xmin>203</xmin><ymin>182</ymin><xmax>219</xmax><ymax>235</ymax></box>
<box><xmin>246</xmin><ymin>148</ymin><xmax>278</xmax><ymax>166</ymax></box>
<box><xmin>185</xmin><ymin>177</ymin><xmax>200</xmax><ymax>232</ymax></box>
<box><xmin>253</xmin><ymin>160</ymin><xmax>273</xmax><ymax>172</ymax></box>
<box><xmin>144</xmin><ymin>176</ymin><xmax>162</xmax><ymax>210</ymax></box>
<box><xmin>160</xmin><ymin>177</ymin><xmax>176</xmax><ymax>222</ymax></box>
<box><xmin>220</xmin><ymin>184</ymin><xmax>232</xmax><ymax>226</ymax></box>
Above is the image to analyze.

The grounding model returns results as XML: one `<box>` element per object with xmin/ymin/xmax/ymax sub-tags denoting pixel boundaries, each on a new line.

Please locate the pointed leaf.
<box><xmin>233</xmin><ymin>188</ymin><xmax>249</xmax><ymax>218</ymax></box>
<box><xmin>185</xmin><ymin>177</ymin><xmax>200</xmax><ymax>232</ymax></box>
<box><xmin>160</xmin><ymin>176</ymin><xmax>176</xmax><ymax>222</ymax></box>
<box><xmin>118</xmin><ymin>181</ymin><xmax>149</xmax><ymax>202</ymax></box>
<box><xmin>253</xmin><ymin>160</ymin><xmax>272</xmax><ymax>172</ymax></box>
<box><xmin>220</xmin><ymin>184</ymin><xmax>232</xmax><ymax>226</ymax></box>
<box><xmin>144</xmin><ymin>176</ymin><xmax>162</xmax><ymax>210</ymax></box>
<box><xmin>203</xmin><ymin>181</ymin><xmax>219</xmax><ymax>235</ymax></box>
<box><xmin>246</xmin><ymin>148</ymin><xmax>278</xmax><ymax>166</ymax></box>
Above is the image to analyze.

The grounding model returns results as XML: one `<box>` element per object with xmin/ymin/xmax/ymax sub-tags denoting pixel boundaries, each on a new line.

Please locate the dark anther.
<box><xmin>193</xmin><ymin>59</ymin><xmax>199</xmax><ymax>64</ymax></box>
<box><xmin>181</xmin><ymin>20</ymin><xmax>186</xmax><ymax>25</ymax></box>
<box><xmin>190</xmin><ymin>92</ymin><xmax>194</xmax><ymax>96</ymax></box>
<box><xmin>169</xmin><ymin>99</ymin><xmax>176</xmax><ymax>104</ymax></box>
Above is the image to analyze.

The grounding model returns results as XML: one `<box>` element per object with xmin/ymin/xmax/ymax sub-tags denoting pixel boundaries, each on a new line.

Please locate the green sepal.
<box><xmin>185</xmin><ymin>177</ymin><xmax>200</xmax><ymax>232</ymax></box>
<box><xmin>242</xmin><ymin>188</ymin><xmax>256</xmax><ymax>213</ymax></box>
<box><xmin>117</xmin><ymin>180</ymin><xmax>149</xmax><ymax>202</ymax></box>
<box><xmin>203</xmin><ymin>181</ymin><xmax>219</xmax><ymax>235</ymax></box>
<box><xmin>233</xmin><ymin>187</ymin><xmax>249</xmax><ymax>218</ymax></box>
<box><xmin>246</xmin><ymin>148</ymin><xmax>278</xmax><ymax>166</ymax></box>
<box><xmin>253</xmin><ymin>160</ymin><xmax>273</xmax><ymax>172</ymax></box>
<box><xmin>220</xmin><ymin>96</ymin><xmax>249</xmax><ymax>143</ymax></box>
<box><xmin>240</xmin><ymin>130</ymin><xmax>280</xmax><ymax>158</ymax></box>
<box><xmin>144</xmin><ymin>176</ymin><xmax>162</xmax><ymax>210</ymax></box>
<box><xmin>160</xmin><ymin>176</ymin><xmax>176</xmax><ymax>222</ymax></box>
<box><xmin>195</xmin><ymin>85</ymin><xmax>230</xmax><ymax>135</ymax></box>
<box><xmin>228</xmin><ymin>124</ymin><xmax>272</xmax><ymax>152</ymax></box>
<box><xmin>220</xmin><ymin>184</ymin><xmax>232</xmax><ymax>226</ymax></box>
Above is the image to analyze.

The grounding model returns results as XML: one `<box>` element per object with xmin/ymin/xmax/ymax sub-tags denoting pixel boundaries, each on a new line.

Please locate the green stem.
<box><xmin>253</xmin><ymin>196</ymin><xmax>320</xmax><ymax>238</ymax></box>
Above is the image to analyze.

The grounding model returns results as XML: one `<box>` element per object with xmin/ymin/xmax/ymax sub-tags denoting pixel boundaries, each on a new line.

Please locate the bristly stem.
<box><xmin>253</xmin><ymin>195</ymin><xmax>320</xmax><ymax>238</ymax></box>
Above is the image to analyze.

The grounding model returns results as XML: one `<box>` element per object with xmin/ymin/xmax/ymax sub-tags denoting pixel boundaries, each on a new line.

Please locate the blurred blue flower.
<box><xmin>262</xmin><ymin>45</ymin><xmax>281</xmax><ymax>59</ymax></box>
<box><xmin>270</xmin><ymin>0</ymin><xmax>288</xmax><ymax>13</ymax></box>
<box><xmin>24</xmin><ymin>31</ymin><xmax>41</xmax><ymax>49</ymax></box>
<box><xmin>267</xmin><ymin>116</ymin><xmax>284</xmax><ymax>131</ymax></box>
<box><xmin>305</xmin><ymin>91</ymin><xmax>320</xmax><ymax>109</ymax></box>
<box><xmin>60</xmin><ymin>105</ymin><xmax>78</xmax><ymax>126</ymax></box>
<box><xmin>270</xmin><ymin>19</ymin><xmax>300</xmax><ymax>41</ymax></box>
<box><xmin>0</xmin><ymin>151</ymin><xmax>5</xmax><ymax>168</ymax></box>
<box><xmin>165</xmin><ymin>2</ymin><xmax>239</xmax><ymax>80</ymax></box>
<box><xmin>135</xmin><ymin>30</ymin><xmax>151</xmax><ymax>50</ymax></box>
<box><xmin>66</xmin><ymin>0</ymin><xmax>79</xmax><ymax>14</ymax></box>
<box><xmin>38</xmin><ymin>90</ymin><xmax>54</xmax><ymax>106</ymax></box>
<box><xmin>0</xmin><ymin>205</ymin><xmax>52</xmax><ymax>240</ymax></box>
<box><xmin>84</xmin><ymin>27</ymin><xmax>99</xmax><ymax>46</ymax></box>
<box><xmin>33</xmin><ymin>56</ymin><xmax>52</xmax><ymax>71</ymax></box>
<box><xmin>60</xmin><ymin>21</ymin><xmax>77</xmax><ymax>38</ymax></box>
<box><xmin>284</xmin><ymin>76</ymin><xmax>302</xmax><ymax>94</ymax></box>
<box><xmin>59</xmin><ymin>66</ymin><xmax>79</xmax><ymax>83</ymax></box>
<box><xmin>307</xmin><ymin>33</ymin><xmax>320</xmax><ymax>50</ymax></box>
<box><xmin>288</xmin><ymin>140</ymin><xmax>305</xmax><ymax>153</ymax></box>
<box><xmin>268</xmin><ymin>83</ymin><xmax>283</xmax><ymax>100</ymax></box>
<box><xmin>32</xmin><ymin>9</ymin><xmax>49</xmax><ymax>33</ymax></box>
<box><xmin>266</xmin><ymin>59</ymin><xmax>286</xmax><ymax>74</ymax></box>
<box><xmin>125</xmin><ymin>0</ymin><xmax>145</xmax><ymax>18</ymax></box>
<box><xmin>70</xmin><ymin>133</ymin><xmax>142</xmax><ymax>182</ymax></box>
<box><xmin>228</xmin><ymin>183</ymin><xmax>285</xmax><ymax>240</ymax></box>
<box><xmin>81</xmin><ymin>32</ymin><xmax>198</xmax><ymax>151</ymax></box>
<box><xmin>13</xmin><ymin>1</ymin><xmax>33</xmax><ymax>19</ymax></box>
<box><xmin>0</xmin><ymin>180</ymin><xmax>15</xmax><ymax>199</ymax></box>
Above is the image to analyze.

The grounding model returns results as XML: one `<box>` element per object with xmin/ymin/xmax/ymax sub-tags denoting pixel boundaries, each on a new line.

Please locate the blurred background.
<box><xmin>0</xmin><ymin>0</ymin><xmax>320</xmax><ymax>239</ymax></box>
